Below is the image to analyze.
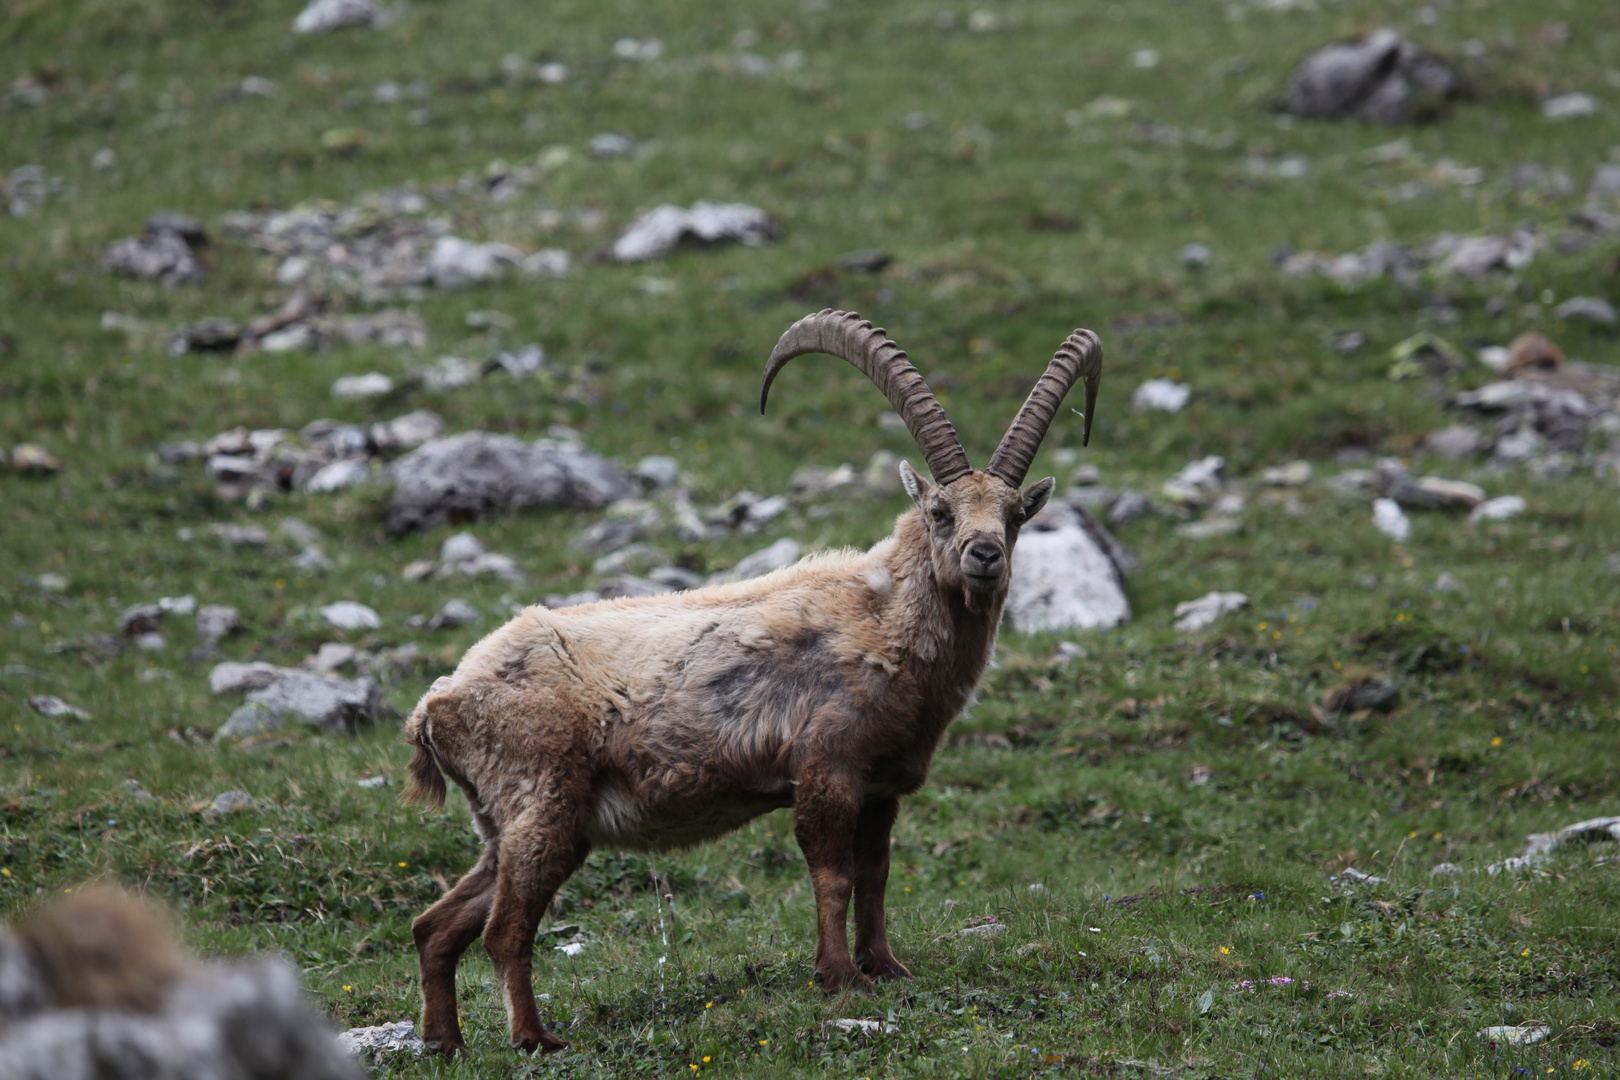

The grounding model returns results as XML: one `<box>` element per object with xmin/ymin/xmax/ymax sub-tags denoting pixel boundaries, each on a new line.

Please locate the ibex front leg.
<box><xmin>794</xmin><ymin>771</ymin><xmax>873</xmax><ymax>993</ymax></box>
<box><xmin>852</xmin><ymin>796</ymin><xmax>911</xmax><ymax>980</ymax></box>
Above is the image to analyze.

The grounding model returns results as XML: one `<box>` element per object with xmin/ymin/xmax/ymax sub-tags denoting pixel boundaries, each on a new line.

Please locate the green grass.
<box><xmin>3</xmin><ymin>0</ymin><xmax>1619</xmax><ymax>1075</ymax></box>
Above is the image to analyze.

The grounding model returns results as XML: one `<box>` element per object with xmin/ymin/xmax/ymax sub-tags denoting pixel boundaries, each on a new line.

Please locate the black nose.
<box><xmin>966</xmin><ymin>542</ymin><xmax>1003</xmax><ymax>570</ymax></box>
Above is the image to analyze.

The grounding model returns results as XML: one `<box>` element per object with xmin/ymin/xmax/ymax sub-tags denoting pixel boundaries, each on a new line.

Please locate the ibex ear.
<box><xmin>1019</xmin><ymin>477</ymin><xmax>1056</xmax><ymax>523</ymax></box>
<box><xmin>899</xmin><ymin>460</ymin><xmax>931</xmax><ymax>509</ymax></box>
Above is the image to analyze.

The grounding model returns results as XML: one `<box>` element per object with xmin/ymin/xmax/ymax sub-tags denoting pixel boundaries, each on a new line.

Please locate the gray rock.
<box><xmin>1372</xmin><ymin>497</ymin><xmax>1410</xmax><ymax>540</ymax></box>
<box><xmin>428</xmin><ymin>236</ymin><xmax>521</xmax><ymax>287</ymax></box>
<box><xmin>292</xmin><ymin>0</ymin><xmax>379</xmax><ymax>34</ymax></box>
<box><xmin>1260</xmin><ymin>461</ymin><xmax>1312</xmax><ymax>487</ymax></box>
<box><xmin>1375</xmin><ymin>459</ymin><xmax>1484</xmax><ymax>511</ymax></box>
<box><xmin>1553</xmin><ymin>296</ymin><xmax>1617</xmax><ymax>324</ymax></box>
<box><xmin>369</xmin><ymin>409</ymin><xmax>444</xmax><ymax>455</ymax></box>
<box><xmin>356</xmin><ymin>776</ymin><xmax>389</xmax><ymax>789</ymax></box>
<box><xmin>1423</xmin><ymin>424</ymin><xmax>1486</xmax><ymax>460</ymax></box>
<box><xmin>209</xmin><ymin>790</ymin><xmax>256</xmax><ymax>815</ymax></box>
<box><xmin>1004</xmin><ymin>524</ymin><xmax>1129</xmax><ymax>633</ymax></box>
<box><xmin>338</xmin><ymin>1020</ymin><xmax>425</xmax><ymax>1058</ymax></box>
<box><xmin>1321</xmin><ymin>677</ymin><xmax>1399</xmax><ymax>715</ymax></box>
<box><xmin>195</xmin><ymin>605</ymin><xmax>241</xmax><ymax>644</ymax></box>
<box><xmin>1285</xmin><ymin>28</ymin><xmax>1458</xmax><ymax>125</ymax></box>
<box><xmin>0</xmin><ymin>948</ymin><xmax>366</xmax><ymax>1080</ymax></box>
<box><xmin>145</xmin><ymin>211</ymin><xmax>206</xmax><ymax>246</ymax></box>
<box><xmin>613</xmin><ymin>201</ymin><xmax>778</xmax><ymax>262</ymax></box>
<box><xmin>310</xmin><ymin>642</ymin><xmax>357</xmax><ymax>673</ymax></box>
<box><xmin>1162</xmin><ymin>456</ymin><xmax>1225</xmax><ymax>506</ymax></box>
<box><xmin>1488</xmin><ymin>816</ymin><xmax>1620</xmax><ymax>875</ymax></box>
<box><xmin>1542</xmin><ymin>92</ymin><xmax>1597</xmax><ymax>120</ymax></box>
<box><xmin>634</xmin><ymin>455</ymin><xmax>681</xmax><ymax>489</ymax></box>
<box><xmin>209</xmin><ymin>523</ymin><xmax>270</xmax><ymax>546</ymax></box>
<box><xmin>331</xmin><ymin>373</ymin><xmax>394</xmax><ymax>400</ymax></box>
<box><xmin>647</xmin><ymin>565</ymin><xmax>704</xmax><ymax>591</ymax></box>
<box><xmin>1172</xmin><ymin>591</ymin><xmax>1248</xmax><ymax>632</ymax></box>
<box><xmin>543</xmin><ymin>590</ymin><xmax>601</xmax><ymax>609</ymax></box>
<box><xmin>1469</xmin><ymin>495</ymin><xmax>1526</xmax><ymax>523</ymax></box>
<box><xmin>27</xmin><ymin>695</ymin><xmax>89</xmax><ymax>721</ymax></box>
<box><xmin>117</xmin><ymin>604</ymin><xmax>166</xmax><ymax>637</ymax></box>
<box><xmin>244</xmin><ymin>672</ymin><xmax>387</xmax><ymax>733</ymax></box>
<box><xmin>1131</xmin><ymin>378</ymin><xmax>1191</xmax><ymax>414</ymax></box>
<box><xmin>588</xmin><ymin>132</ymin><xmax>635</xmax><ymax>158</ymax></box>
<box><xmin>121</xmin><ymin>779</ymin><xmax>153</xmax><ymax>799</ymax></box>
<box><xmin>209</xmin><ymin>661</ymin><xmax>289</xmax><ymax>696</ymax></box>
<box><xmin>572</xmin><ymin>517</ymin><xmax>640</xmax><ymax>555</ymax></box>
<box><xmin>428</xmin><ymin>599</ymin><xmax>481</xmax><ymax>630</ymax></box>
<box><xmin>1178</xmin><ymin>242</ymin><xmax>1212</xmax><ymax>269</ymax></box>
<box><xmin>592</xmin><ymin>543</ymin><xmax>662</xmax><ymax>576</ymax></box>
<box><xmin>1429</xmin><ymin>862</ymin><xmax>1463</xmax><ymax>877</ymax></box>
<box><xmin>716</xmin><ymin>538</ymin><xmax>803</xmax><ymax>584</ymax></box>
<box><xmin>304</xmin><ymin>458</ymin><xmax>371</xmax><ymax>493</ymax></box>
<box><xmin>1176</xmin><ymin>516</ymin><xmax>1242</xmax><ymax>540</ymax></box>
<box><xmin>1109</xmin><ymin>490</ymin><xmax>1152</xmax><ymax>527</ymax></box>
<box><xmin>1589</xmin><ymin>163</ymin><xmax>1620</xmax><ymax>207</ymax></box>
<box><xmin>104</xmin><ymin>229</ymin><xmax>205</xmax><ymax>287</ymax></box>
<box><xmin>387</xmin><ymin>432</ymin><xmax>632</xmax><ymax>533</ymax></box>
<box><xmin>320</xmin><ymin>601</ymin><xmax>380</xmax><ymax>631</ymax></box>
<box><xmin>217</xmin><ymin>702</ymin><xmax>286</xmax><ymax>741</ymax></box>
<box><xmin>596</xmin><ymin>576</ymin><xmax>675</xmax><ymax>600</ymax></box>
<box><xmin>439</xmin><ymin>532</ymin><xmax>485</xmax><ymax>564</ymax></box>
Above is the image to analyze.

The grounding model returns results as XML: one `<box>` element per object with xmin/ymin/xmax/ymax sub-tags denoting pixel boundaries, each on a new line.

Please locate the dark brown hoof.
<box><xmin>424</xmin><ymin>1038</ymin><xmax>470</xmax><ymax>1058</ymax></box>
<box><xmin>815</xmin><ymin>967</ymin><xmax>876</xmax><ymax>995</ymax></box>
<box><xmin>858</xmin><ymin>952</ymin><xmax>914</xmax><ymax>980</ymax></box>
<box><xmin>513</xmin><ymin>1030</ymin><xmax>571</xmax><ymax>1055</ymax></box>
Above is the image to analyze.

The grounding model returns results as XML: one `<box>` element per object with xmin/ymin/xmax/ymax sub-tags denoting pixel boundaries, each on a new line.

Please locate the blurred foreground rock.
<box><xmin>104</xmin><ymin>212</ymin><xmax>207</xmax><ymax>287</ymax></box>
<box><xmin>613</xmin><ymin>201</ymin><xmax>777</xmax><ymax>261</ymax></box>
<box><xmin>0</xmin><ymin>887</ymin><xmax>364</xmax><ymax>1080</ymax></box>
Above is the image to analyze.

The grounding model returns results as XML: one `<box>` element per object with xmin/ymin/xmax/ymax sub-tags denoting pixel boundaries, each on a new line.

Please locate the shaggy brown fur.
<box><xmin>401</xmin><ymin>313</ymin><xmax>1100</xmax><ymax>1056</ymax></box>
<box><xmin>14</xmin><ymin>886</ymin><xmax>189</xmax><ymax>1014</ymax></box>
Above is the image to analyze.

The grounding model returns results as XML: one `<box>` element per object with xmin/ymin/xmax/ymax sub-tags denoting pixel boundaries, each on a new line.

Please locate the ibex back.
<box><xmin>402</xmin><ymin>310</ymin><xmax>1102</xmax><ymax>1055</ymax></box>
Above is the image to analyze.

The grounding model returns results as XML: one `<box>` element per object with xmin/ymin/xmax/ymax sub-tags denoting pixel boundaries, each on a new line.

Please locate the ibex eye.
<box><xmin>930</xmin><ymin>508</ymin><xmax>946</xmax><ymax>522</ymax></box>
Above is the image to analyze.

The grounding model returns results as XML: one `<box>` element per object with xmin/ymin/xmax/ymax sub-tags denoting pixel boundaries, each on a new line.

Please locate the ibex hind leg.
<box><xmin>413</xmin><ymin>845</ymin><xmax>498</xmax><ymax>1055</ymax></box>
<box><xmin>483</xmin><ymin>800</ymin><xmax>591</xmax><ymax>1053</ymax></box>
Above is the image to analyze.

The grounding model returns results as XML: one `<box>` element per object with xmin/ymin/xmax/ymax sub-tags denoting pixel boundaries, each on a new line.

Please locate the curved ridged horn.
<box><xmin>984</xmin><ymin>328</ymin><xmax>1103</xmax><ymax>488</ymax></box>
<box><xmin>761</xmin><ymin>309</ymin><xmax>973</xmax><ymax>485</ymax></box>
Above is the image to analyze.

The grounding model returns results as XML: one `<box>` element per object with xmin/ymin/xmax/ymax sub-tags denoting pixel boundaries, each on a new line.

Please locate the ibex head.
<box><xmin>760</xmin><ymin>309</ymin><xmax>1103</xmax><ymax>597</ymax></box>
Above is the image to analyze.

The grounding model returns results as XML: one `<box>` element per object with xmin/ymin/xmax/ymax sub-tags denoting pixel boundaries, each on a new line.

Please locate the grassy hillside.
<box><xmin>2</xmin><ymin>0</ymin><xmax>1617</xmax><ymax>1075</ymax></box>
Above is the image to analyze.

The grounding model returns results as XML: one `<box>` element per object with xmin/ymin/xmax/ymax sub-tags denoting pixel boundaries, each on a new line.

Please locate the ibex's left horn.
<box><xmin>983</xmin><ymin>328</ymin><xmax>1102</xmax><ymax>488</ymax></box>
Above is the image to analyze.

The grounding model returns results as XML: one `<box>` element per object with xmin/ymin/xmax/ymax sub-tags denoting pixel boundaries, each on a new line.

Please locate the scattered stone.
<box><xmin>104</xmin><ymin>220</ymin><xmax>205</xmax><ymax>286</ymax></box>
<box><xmin>1285</xmin><ymin>28</ymin><xmax>1458</xmax><ymax>125</ymax></box>
<box><xmin>1172</xmin><ymin>591</ymin><xmax>1248</xmax><ymax>632</ymax></box>
<box><xmin>1178</xmin><ymin>242</ymin><xmax>1212</xmax><ymax>269</ymax></box>
<box><xmin>208</xmin><ymin>790</ymin><xmax>255</xmax><ymax>816</ymax></box>
<box><xmin>634</xmin><ymin>455</ymin><xmax>681</xmax><ymax>489</ymax></box>
<box><xmin>9</xmin><ymin>444</ymin><xmax>62</xmax><ymax>475</ymax></box>
<box><xmin>310</xmin><ymin>642</ymin><xmax>357</xmax><ymax>674</ymax></box>
<box><xmin>1131</xmin><ymin>378</ymin><xmax>1191</xmax><ymax>414</ymax></box>
<box><xmin>320</xmin><ymin>601</ymin><xmax>380</xmax><ymax>631</ymax></box>
<box><xmin>1331</xmin><ymin>330</ymin><xmax>1366</xmax><ymax>354</ymax></box>
<box><xmin>590</xmin><ymin>575</ymin><xmax>670</xmax><ymax>600</ymax></box>
<box><xmin>1187</xmin><ymin>765</ymin><xmax>1213</xmax><ymax>786</ymax></box>
<box><xmin>120</xmin><ymin>778</ymin><xmax>153</xmax><ymax>799</ymax></box>
<box><xmin>1469</xmin><ymin>495</ymin><xmax>1526</xmax><ymax>524</ymax></box>
<box><xmin>1176</xmin><ymin>516</ymin><xmax>1242</xmax><ymax>540</ymax></box>
<box><xmin>1109</xmin><ymin>491</ymin><xmax>1152</xmax><ymax>527</ymax></box>
<box><xmin>613</xmin><ymin>201</ymin><xmax>777</xmax><ymax>262</ymax></box>
<box><xmin>304</xmin><ymin>458</ymin><xmax>371</xmax><ymax>493</ymax></box>
<box><xmin>1372</xmin><ymin>498</ymin><xmax>1410</xmax><ymax>540</ymax></box>
<box><xmin>1376</xmin><ymin>460</ymin><xmax>1484</xmax><ymax>511</ymax></box>
<box><xmin>1331</xmin><ymin>866</ymin><xmax>1387</xmax><ymax>885</ymax></box>
<box><xmin>239</xmin><ymin>75</ymin><xmax>277</xmax><ymax>98</ymax></box>
<box><xmin>1436</xmin><ymin>572</ymin><xmax>1464</xmax><ymax>592</ymax></box>
<box><xmin>588</xmin><ymin>132</ymin><xmax>635</xmax><ymax>158</ymax></box>
<box><xmin>828</xmin><ymin>1019</ymin><xmax>896</xmax><ymax>1035</ymax></box>
<box><xmin>715</xmin><ymin>538</ymin><xmax>803</xmax><ymax>584</ymax></box>
<box><xmin>387</xmin><ymin>432</ymin><xmax>633</xmax><ymax>533</ymax></box>
<box><xmin>1423</xmin><ymin>424</ymin><xmax>1486</xmax><ymax>460</ymax></box>
<box><xmin>292</xmin><ymin>0</ymin><xmax>379</xmax><ymax>34</ymax></box>
<box><xmin>1553</xmin><ymin>296</ymin><xmax>1616</xmax><ymax>324</ymax></box>
<box><xmin>356</xmin><ymin>776</ymin><xmax>390</xmax><ymax>790</ymax></box>
<box><xmin>209</xmin><ymin>523</ymin><xmax>270</xmax><ymax>546</ymax></box>
<box><xmin>429</xmin><ymin>236</ymin><xmax>522</xmax><ymax>287</ymax></box>
<box><xmin>27</xmin><ymin>695</ymin><xmax>89</xmax><ymax>721</ymax></box>
<box><xmin>1053</xmin><ymin>641</ymin><xmax>1087</xmax><ymax>663</ymax></box>
<box><xmin>1003</xmin><ymin>504</ymin><xmax>1130</xmax><ymax>633</ymax></box>
<box><xmin>1542</xmin><ymin>93</ymin><xmax>1596</xmax><ymax>120</ymax></box>
<box><xmin>428</xmin><ymin>599</ymin><xmax>481</xmax><ymax>630</ymax></box>
<box><xmin>217</xmin><ymin>701</ymin><xmax>285</xmax><ymax>740</ymax></box>
<box><xmin>1162</xmin><ymin>456</ymin><xmax>1225</xmax><ymax>506</ymax></box>
<box><xmin>209</xmin><ymin>661</ymin><xmax>288</xmax><ymax>696</ymax></box>
<box><xmin>647</xmin><ymin>565</ymin><xmax>703</xmax><ymax>591</ymax></box>
<box><xmin>167</xmin><ymin>317</ymin><xmax>242</xmax><ymax>355</ymax></box>
<box><xmin>1489</xmin><ymin>816</ymin><xmax>1620</xmax><ymax>875</ymax></box>
<box><xmin>338</xmin><ymin>1020</ymin><xmax>425</xmax><ymax>1058</ymax></box>
<box><xmin>331</xmin><ymin>373</ymin><xmax>395</xmax><ymax>400</ymax></box>
<box><xmin>522</xmin><ymin>249</ymin><xmax>572</xmax><ymax>277</ymax></box>
<box><xmin>1430</xmin><ymin>862</ymin><xmax>1462</xmax><ymax>877</ymax></box>
<box><xmin>593</xmin><ymin>543</ymin><xmax>662</xmax><ymax>576</ymax></box>
<box><xmin>1260</xmin><ymin>461</ymin><xmax>1311</xmax><ymax>487</ymax></box>
<box><xmin>484</xmin><ymin>343</ymin><xmax>547</xmax><ymax>379</ymax></box>
<box><xmin>117</xmin><ymin>604</ymin><xmax>167</xmax><ymax>637</ymax></box>
<box><xmin>1478</xmin><ymin>1025</ymin><xmax>1550</xmax><ymax>1047</ymax></box>
<box><xmin>241</xmin><ymin>671</ymin><xmax>387</xmax><ymax>734</ymax></box>
<box><xmin>195</xmin><ymin>605</ymin><xmax>241</xmax><ymax>644</ymax></box>
<box><xmin>1321</xmin><ymin>677</ymin><xmax>1399</xmax><ymax>716</ymax></box>
<box><xmin>410</xmin><ymin>356</ymin><xmax>479</xmax><ymax>392</ymax></box>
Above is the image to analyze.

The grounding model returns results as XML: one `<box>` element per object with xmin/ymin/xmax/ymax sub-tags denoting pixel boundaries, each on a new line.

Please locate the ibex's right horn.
<box><xmin>761</xmin><ymin>309</ymin><xmax>973</xmax><ymax>485</ymax></box>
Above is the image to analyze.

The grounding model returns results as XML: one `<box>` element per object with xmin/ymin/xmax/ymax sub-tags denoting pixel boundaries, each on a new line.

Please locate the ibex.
<box><xmin>403</xmin><ymin>309</ymin><xmax>1102</xmax><ymax>1054</ymax></box>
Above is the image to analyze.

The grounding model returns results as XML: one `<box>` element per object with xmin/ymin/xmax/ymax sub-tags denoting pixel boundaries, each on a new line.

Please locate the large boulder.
<box><xmin>1286</xmin><ymin>29</ymin><xmax>1458</xmax><ymax>125</ymax></box>
<box><xmin>386</xmin><ymin>432</ymin><xmax>633</xmax><ymax>533</ymax></box>
<box><xmin>229</xmin><ymin>672</ymin><xmax>387</xmax><ymax>736</ymax></box>
<box><xmin>1003</xmin><ymin>501</ymin><xmax>1132</xmax><ymax>633</ymax></box>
